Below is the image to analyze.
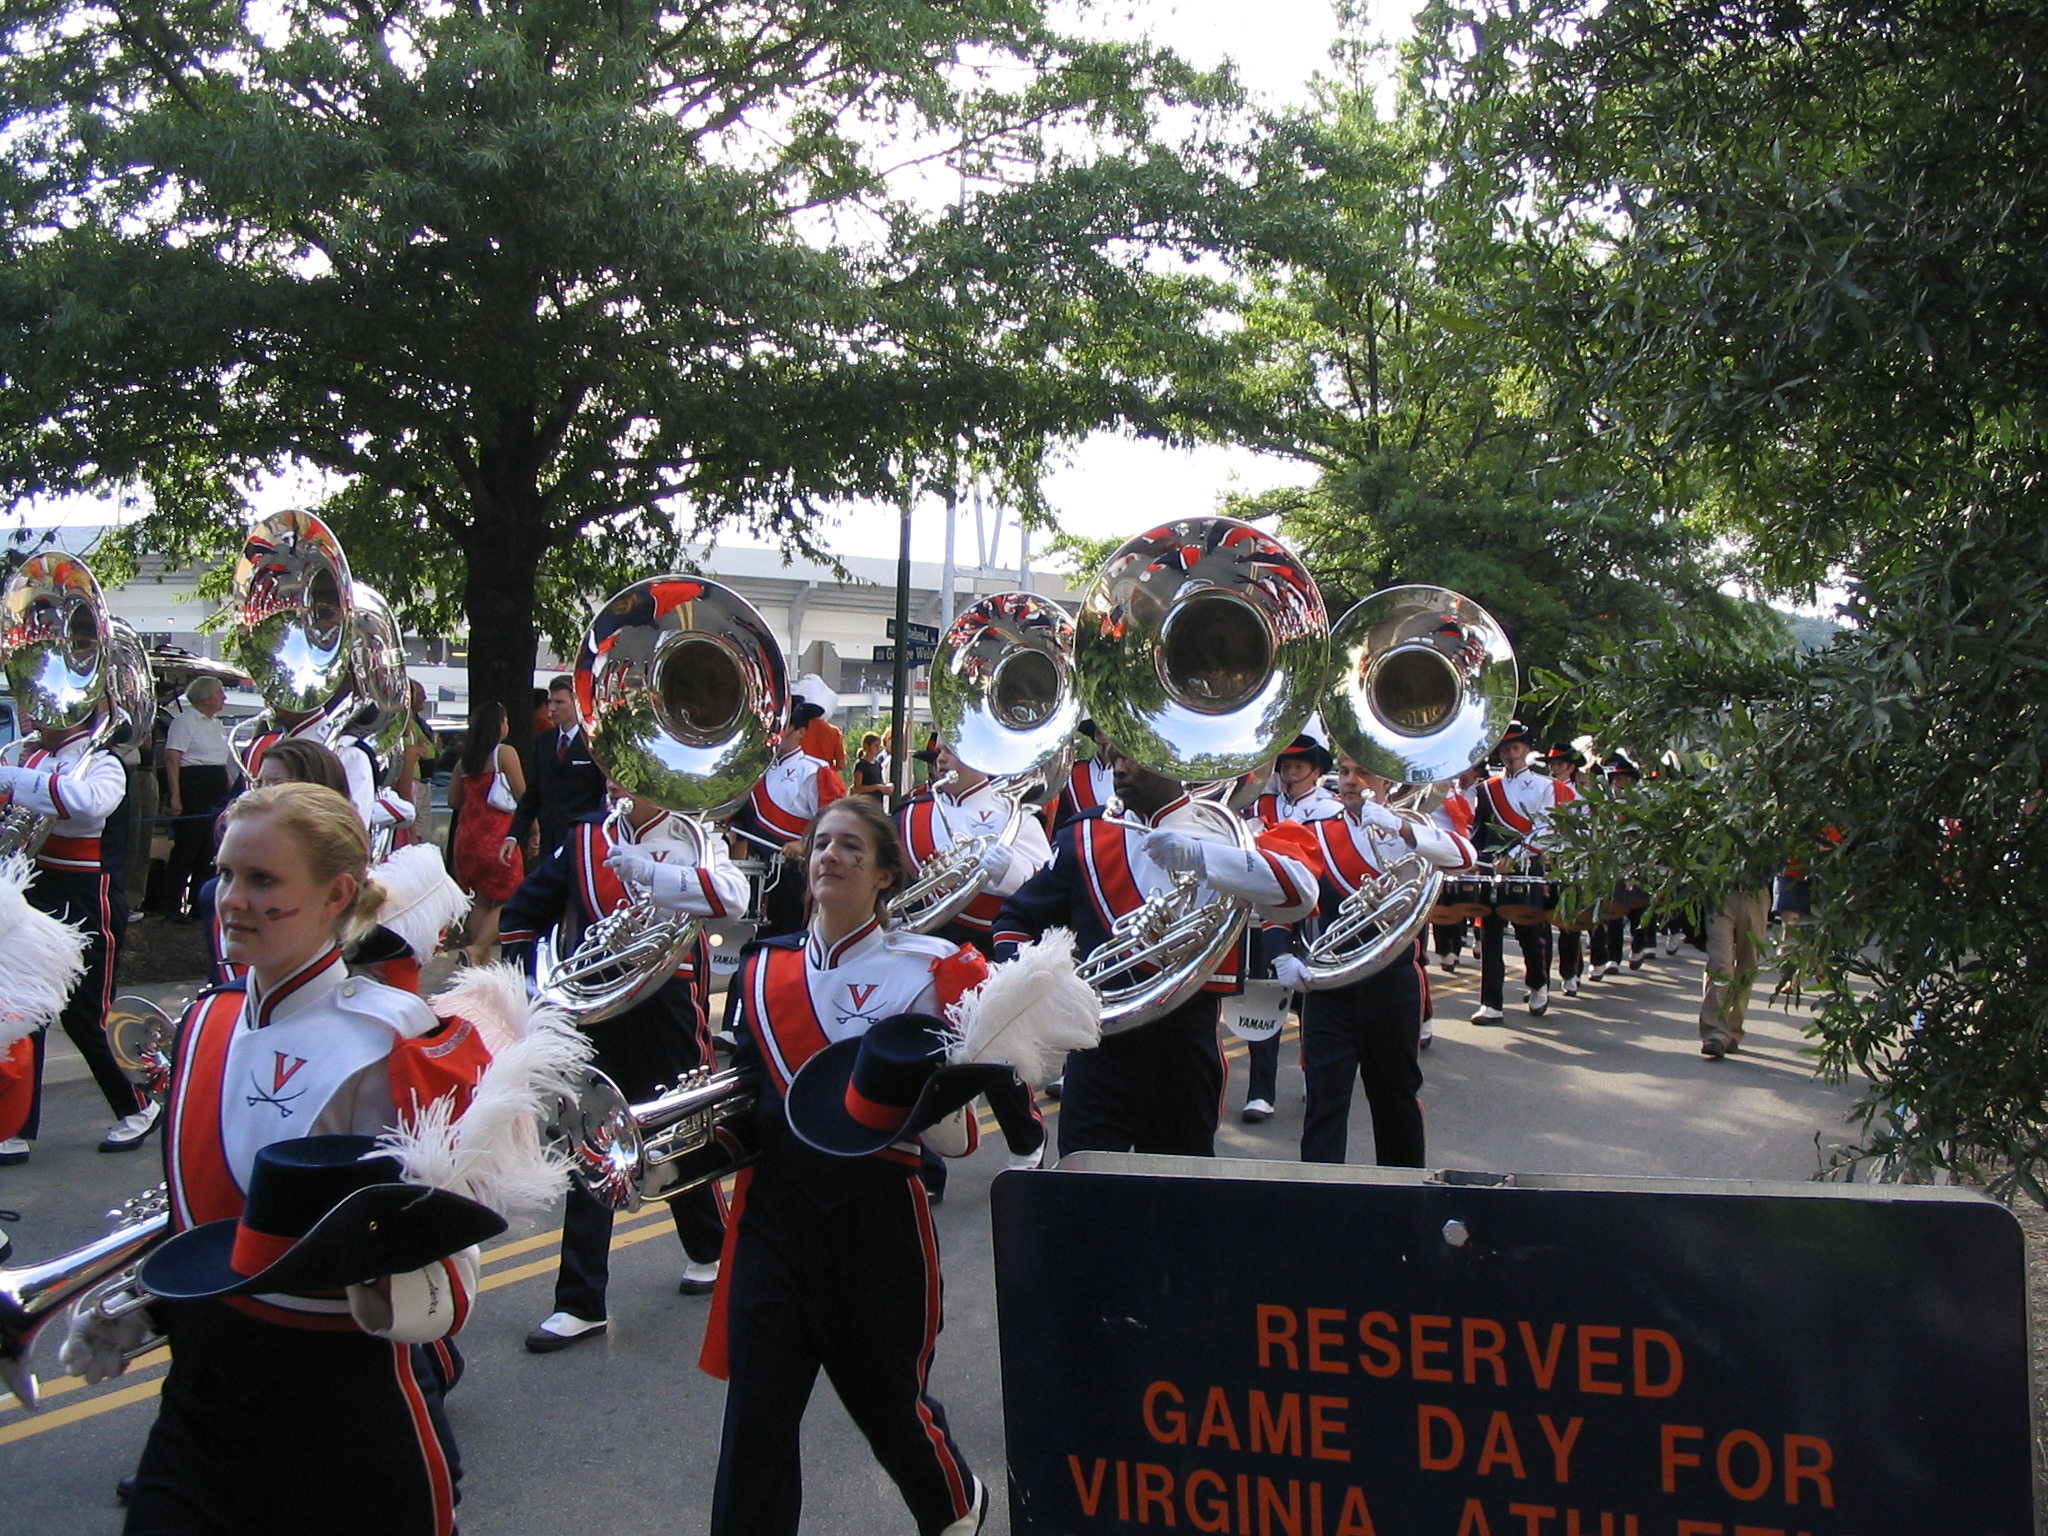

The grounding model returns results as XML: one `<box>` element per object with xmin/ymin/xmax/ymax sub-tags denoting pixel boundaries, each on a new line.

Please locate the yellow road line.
<box><xmin>0</xmin><ymin>1204</ymin><xmax>685</xmax><ymax>1437</ymax></box>
<box><xmin>0</xmin><ymin>1376</ymin><xmax>163</xmax><ymax>1447</ymax></box>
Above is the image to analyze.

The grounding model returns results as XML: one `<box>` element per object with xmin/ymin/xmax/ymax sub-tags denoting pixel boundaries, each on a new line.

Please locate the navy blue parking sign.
<box><xmin>992</xmin><ymin>1156</ymin><xmax>2031</xmax><ymax>1536</ymax></box>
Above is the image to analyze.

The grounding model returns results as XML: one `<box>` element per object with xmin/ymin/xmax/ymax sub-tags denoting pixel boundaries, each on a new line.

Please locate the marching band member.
<box><xmin>1470</xmin><ymin>722</ymin><xmax>1572</xmax><ymax>1022</ymax></box>
<box><xmin>896</xmin><ymin>739</ymin><xmax>1053</xmax><ymax>1168</ymax></box>
<box><xmin>245</xmin><ymin>706</ymin><xmax>414</xmax><ymax>838</ymax></box>
<box><xmin>1428</xmin><ymin>766</ymin><xmax>1483</xmax><ymax>979</ymax></box>
<box><xmin>992</xmin><ymin>740</ymin><xmax>1318</xmax><ymax>1158</ymax></box>
<box><xmin>204</xmin><ymin>741</ymin><xmax>466</xmax><ymax>997</ymax></box>
<box><xmin>702</xmin><ymin>795</ymin><xmax>990</xmax><ymax>1536</ymax></box>
<box><xmin>88</xmin><ymin>783</ymin><xmax>520</xmax><ymax>1534</ymax></box>
<box><xmin>725</xmin><ymin>701</ymin><xmax>846</xmax><ymax>939</ymax></box>
<box><xmin>1544</xmin><ymin>744</ymin><xmax>1586</xmax><ymax>995</ymax></box>
<box><xmin>1050</xmin><ymin>718</ymin><xmax>1116</xmax><ymax>831</ymax></box>
<box><xmin>1588</xmin><ymin>752</ymin><xmax>1658</xmax><ymax>975</ymax></box>
<box><xmin>1240</xmin><ymin>733</ymin><xmax>1339</xmax><ymax>1122</ymax></box>
<box><xmin>1269</xmin><ymin>757</ymin><xmax>1475</xmax><ymax>1166</ymax></box>
<box><xmin>498</xmin><ymin>778</ymin><xmax>747</xmax><ymax>1351</ymax></box>
<box><xmin>0</xmin><ymin>702</ymin><xmax>147</xmax><ymax>1162</ymax></box>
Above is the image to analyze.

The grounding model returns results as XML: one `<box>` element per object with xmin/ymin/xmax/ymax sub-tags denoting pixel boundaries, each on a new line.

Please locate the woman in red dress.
<box><xmin>448</xmin><ymin>701</ymin><xmax>525</xmax><ymax>964</ymax></box>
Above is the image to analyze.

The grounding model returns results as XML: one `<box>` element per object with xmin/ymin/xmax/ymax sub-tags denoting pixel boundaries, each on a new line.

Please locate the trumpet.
<box><xmin>0</xmin><ymin>1185</ymin><xmax>169</xmax><ymax>1411</ymax></box>
<box><xmin>547</xmin><ymin>1066</ymin><xmax>758</xmax><ymax>1213</ymax></box>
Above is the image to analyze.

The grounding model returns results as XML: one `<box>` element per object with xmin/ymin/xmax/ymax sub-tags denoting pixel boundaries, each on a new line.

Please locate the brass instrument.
<box><xmin>889</xmin><ymin>591</ymin><xmax>1075</xmax><ymax>934</ymax></box>
<box><xmin>223</xmin><ymin>512</ymin><xmax>412</xmax><ymax>790</ymax></box>
<box><xmin>1071</xmin><ymin>517</ymin><xmax>1329</xmax><ymax>1031</ymax></box>
<box><xmin>548</xmin><ymin>1066</ymin><xmax>758</xmax><ymax>1213</ymax></box>
<box><xmin>0</xmin><ymin>1185</ymin><xmax>169</xmax><ymax>1411</ymax></box>
<box><xmin>540</xmin><ymin>575</ymin><xmax>785</xmax><ymax>1209</ymax></box>
<box><xmin>1303</xmin><ymin>586</ymin><xmax>1517</xmax><ymax>987</ymax></box>
<box><xmin>107</xmin><ymin>995</ymin><xmax>180</xmax><ymax>1104</ymax></box>
<box><xmin>0</xmin><ymin>553</ymin><xmax>152</xmax><ymax>856</ymax></box>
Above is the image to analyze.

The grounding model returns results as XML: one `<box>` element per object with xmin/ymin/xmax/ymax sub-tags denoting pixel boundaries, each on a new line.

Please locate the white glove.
<box><xmin>1272</xmin><ymin>953</ymin><xmax>1312</xmax><ymax>993</ymax></box>
<box><xmin>1140</xmin><ymin>829</ymin><xmax>1206</xmax><ymax>876</ymax></box>
<box><xmin>606</xmin><ymin>844</ymin><xmax>659</xmax><ymax>886</ymax></box>
<box><xmin>348</xmin><ymin>1249</ymin><xmax>477</xmax><ymax>1344</ymax></box>
<box><xmin>59</xmin><ymin>1298</ymin><xmax>154</xmax><ymax>1385</ymax></box>
<box><xmin>974</xmin><ymin>840</ymin><xmax>1013</xmax><ymax>885</ymax></box>
<box><xmin>1358</xmin><ymin>800</ymin><xmax>1405</xmax><ymax>834</ymax></box>
<box><xmin>0</xmin><ymin>765</ymin><xmax>24</xmax><ymax>797</ymax></box>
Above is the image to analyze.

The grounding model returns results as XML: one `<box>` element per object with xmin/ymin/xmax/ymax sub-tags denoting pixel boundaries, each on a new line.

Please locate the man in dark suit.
<box><xmin>503</xmin><ymin>674</ymin><xmax>606</xmax><ymax>865</ymax></box>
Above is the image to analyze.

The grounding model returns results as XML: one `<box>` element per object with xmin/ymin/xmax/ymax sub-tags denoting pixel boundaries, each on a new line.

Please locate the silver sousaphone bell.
<box><xmin>1305</xmin><ymin>586</ymin><xmax>1517</xmax><ymax>986</ymax></box>
<box><xmin>1070</xmin><ymin>516</ymin><xmax>1329</xmax><ymax>1031</ymax></box>
<box><xmin>888</xmin><ymin>591</ymin><xmax>1076</xmax><ymax>934</ymax></box>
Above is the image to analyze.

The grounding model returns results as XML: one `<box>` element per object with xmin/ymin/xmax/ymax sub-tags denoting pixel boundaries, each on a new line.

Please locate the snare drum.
<box><xmin>1608</xmin><ymin>884</ymin><xmax>1651</xmax><ymax>916</ymax></box>
<box><xmin>1550</xmin><ymin>895</ymin><xmax>1599</xmax><ymax>932</ymax></box>
<box><xmin>1429</xmin><ymin>874</ymin><xmax>1498</xmax><ymax>924</ymax></box>
<box><xmin>1494</xmin><ymin>876</ymin><xmax>1559</xmax><ymax>927</ymax></box>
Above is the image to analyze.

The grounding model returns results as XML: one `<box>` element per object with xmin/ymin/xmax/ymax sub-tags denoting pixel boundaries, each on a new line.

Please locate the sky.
<box><xmin>14</xmin><ymin>0</ymin><xmax>1417</xmax><ymax>580</ymax></box>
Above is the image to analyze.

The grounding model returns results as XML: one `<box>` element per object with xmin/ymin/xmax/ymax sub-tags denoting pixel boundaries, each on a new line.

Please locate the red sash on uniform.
<box><xmin>1312</xmin><ymin>819</ymin><xmax>1383</xmax><ymax>898</ymax></box>
<box><xmin>1480</xmin><ymin>776</ymin><xmax>1536</xmax><ymax>836</ymax></box>
<box><xmin>901</xmin><ymin>800</ymin><xmax>1006</xmax><ymax>931</ymax></box>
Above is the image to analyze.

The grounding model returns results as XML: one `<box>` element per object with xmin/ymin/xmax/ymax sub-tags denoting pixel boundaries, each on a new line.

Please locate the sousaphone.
<box><xmin>1305</xmin><ymin>586</ymin><xmax>1516</xmax><ymax>986</ymax></box>
<box><xmin>1070</xmin><ymin>517</ymin><xmax>1328</xmax><ymax>1031</ymax></box>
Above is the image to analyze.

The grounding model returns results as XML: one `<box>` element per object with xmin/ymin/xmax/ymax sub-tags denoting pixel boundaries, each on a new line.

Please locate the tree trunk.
<box><xmin>459</xmin><ymin>512</ymin><xmax>547</xmax><ymax>762</ymax></box>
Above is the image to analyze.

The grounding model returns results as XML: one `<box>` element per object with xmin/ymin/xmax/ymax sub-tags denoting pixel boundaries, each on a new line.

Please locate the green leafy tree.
<box><xmin>0</xmin><ymin>0</ymin><xmax>1262</xmax><ymax>735</ymax></box>
<box><xmin>1414</xmin><ymin>0</ymin><xmax>2048</xmax><ymax>1190</ymax></box>
<box><xmin>1217</xmin><ymin>35</ymin><xmax>1776</xmax><ymax>706</ymax></box>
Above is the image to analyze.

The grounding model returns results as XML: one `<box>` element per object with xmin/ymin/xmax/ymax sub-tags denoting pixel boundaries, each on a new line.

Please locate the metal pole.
<box><xmin>941</xmin><ymin>468</ymin><xmax>958</xmax><ymax>628</ymax></box>
<box><xmin>891</xmin><ymin>479</ymin><xmax>915</xmax><ymax>800</ymax></box>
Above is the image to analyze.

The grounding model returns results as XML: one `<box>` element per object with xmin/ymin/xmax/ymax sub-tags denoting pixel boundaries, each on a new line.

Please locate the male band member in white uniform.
<box><xmin>1470</xmin><ymin>721</ymin><xmax>1572</xmax><ymax>1022</ymax></box>
<box><xmin>897</xmin><ymin>739</ymin><xmax>1054</xmax><ymax>1168</ymax></box>
<box><xmin>0</xmin><ymin>705</ymin><xmax>147</xmax><ymax>1161</ymax></box>
<box><xmin>1543</xmin><ymin>743</ymin><xmax>1587</xmax><ymax>995</ymax></box>
<box><xmin>993</xmin><ymin>741</ymin><xmax>1317</xmax><ymax>1157</ymax></box>
<box><xmin>1270</xmin><ymin>758</ymin><xmax>1475</xmax><ymax>1165</ymax></box>
<box><xmin>726</xmin><ymin>701</ymin><xmax>846</xmax><ymax>939</ymax></box>
<box><xmin>1240</xmin><ymin>733</ymin><xmax>1339</xmax><ymax>1122</ymax></box>
<box><xmin>1428</xmin><ymin>766</ymin><xmax>1483</xmax><ymax>982</ymax></box>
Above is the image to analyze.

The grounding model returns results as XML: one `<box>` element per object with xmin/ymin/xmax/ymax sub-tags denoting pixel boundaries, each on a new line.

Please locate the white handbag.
<box><xmin>486</xmin><ymin>768</ymin><xmax>518</xmax><ymax>813</ymax></box>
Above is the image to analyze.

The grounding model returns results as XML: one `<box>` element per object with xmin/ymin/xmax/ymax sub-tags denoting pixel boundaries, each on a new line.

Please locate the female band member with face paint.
<box><xmin>80</xmin><ymin>783</ymin><xmax>503</xmax><ymax>1535</ymax></box>
<box><xmin>699</xmin><ymin>794</ymin><xmax>991</xmax><ymax>1536</ymax></box>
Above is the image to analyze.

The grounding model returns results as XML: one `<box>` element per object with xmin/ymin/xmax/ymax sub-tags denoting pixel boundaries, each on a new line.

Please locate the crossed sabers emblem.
<box><xmin>246</xmin><ymin>1051</ymin><xmax>310</xmax><ymax>1117</ymax></box>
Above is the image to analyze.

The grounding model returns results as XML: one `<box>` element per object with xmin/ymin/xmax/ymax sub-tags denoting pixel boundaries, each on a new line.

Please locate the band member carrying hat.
<box><xmin>699</xmin><ymin>794</ymin><xmax>998</xmax><ymax>1536</ymax></box>
<box><xmin>69</xmin><ymin>780</ymin><xmax>581</xmax><ymax>1535</ymax></box>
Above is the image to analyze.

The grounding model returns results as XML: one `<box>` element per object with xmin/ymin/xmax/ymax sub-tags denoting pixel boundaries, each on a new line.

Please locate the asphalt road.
<box><xmin>0</xmin><ymin>942</ymin><xmax>1863</xmax><ymax>1536</ymax></box>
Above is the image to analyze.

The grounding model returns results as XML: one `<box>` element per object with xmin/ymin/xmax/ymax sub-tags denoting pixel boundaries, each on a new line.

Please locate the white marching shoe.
<box><xmin>1006</xmin><ymin>1143</ymin><xmax>1048</xmax><ymax>1172</ymax></box>
<box><xmin>1527</xmin><ymin>986</ymin><xmax>1550</xmax><ymax>1016</ymax></box>
<box><xmin>1471</xmin><ymin>1005</ymin><xmax>1505</xmax><ymax>1025</ymax></box>
<box><xmin>99</xmin><ymin>1101</ymin><xmax>161</xmax><ymax>1153</ymax></box>
<box><xmin>678</xmin><ymin>1259</ymin><xmax>720</xmax><ymax>1296</ymax></box>
<box><xmin>942</xmin><ymin>1477</ymin><xmax>989</xmax><ymax>1535</ymax></box>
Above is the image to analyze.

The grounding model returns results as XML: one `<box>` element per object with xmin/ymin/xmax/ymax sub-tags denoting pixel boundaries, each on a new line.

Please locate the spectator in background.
<box><xmin>796</xmin><ymin>693</ymin><xmax>845</xmax><ymax>775</ymax></box>
<box><xmin>158</xmin><ymin>677</ymin><xmax>239</xmax><ymax>922</ymax></box>
<box><xmin>506</xmin><ymin>675</ymin><xmax>604</xmax><ymax>865</ymax></box>
<box><xmin>392</xmin><ymin>678</ymin><xmax>437</xmax><ymax>847</ymax></box>
<box><xmin>851</xmin><ymin>731</ymin><xmax>889</xmax><ymax>805</ymax></box>
<box><xmin>1699</xmin><ymin>884</ymin><xmax>1771</xmax><ymax>1059</ymax></box>
<box><xmin>530</xmin><ymin>687</ymin><xmax>552</xmax><ymax>740</ymax></box>
<box><xmin>451</xmin><ymin>701</ymin><xmax>526</xmax><ymax>966</ymax></box>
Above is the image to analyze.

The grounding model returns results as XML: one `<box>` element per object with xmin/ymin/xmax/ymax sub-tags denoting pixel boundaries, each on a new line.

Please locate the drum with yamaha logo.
<box><xmin>1493</xmin><ymin>875</ymin><xmax>1559</xmax><ymax>927</ymax></box>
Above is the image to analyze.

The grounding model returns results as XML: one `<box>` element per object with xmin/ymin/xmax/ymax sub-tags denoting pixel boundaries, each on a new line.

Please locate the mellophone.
<box><xmin>1428</xmin><ymin>876</ymin><xmax>1652</xmax><ymax>931</ymax></box>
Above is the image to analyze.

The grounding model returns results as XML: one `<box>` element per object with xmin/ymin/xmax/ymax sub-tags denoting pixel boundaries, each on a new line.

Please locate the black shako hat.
<box><xmin>1498</xmin><ymin>719</ymin><xmax>1534</xmax><ymax>747</ymax></box>
<box><xmin>912</xmin><ymin>733</ymin><xmax>941</xmax><ymax>765</ymax></box>
<box><xmin>789</xmin><ymin>697</ymin><xmax>825</xmax><ymax>729</ymax></box>
<box><xmin>785</xmin><ymin>1013</ymin><xmax>1016</xmax><ymax>1158</ymax></box>
<box><xmin>1603</xmin><ymin>751</ymin><xmax>1641</xmax><ymax>779</ymax></box>
<box><xmin>1275</xmin><ymin>733</ymin><xmax>1331</xmax><ymax>773</ymax></box>
<box><xmin>139</xmin><ymin>1135</ymin><xmax>506</xmax><ymax>1301</ymax></box>
<box><xmin>1545</xmin><ymin>742</ymin><xmax>1584</xmax><ymax>765</ymax></box>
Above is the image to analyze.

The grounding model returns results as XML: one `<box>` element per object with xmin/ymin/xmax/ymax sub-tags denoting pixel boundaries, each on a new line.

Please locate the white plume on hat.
<box><xmin>375</xmin><ymin>963</ymin><xmax>592</xmax><ymax>1221</ymax></box>
<box><xmin>368</xmin><ymin>844</ymin><xmax>472</xmax><ymax>960</ymax></box>
<box><xmin>941</xmin><ymin>927</ymin><xmax>1100</xmax><ymax>1088</ymax></box>
<box><xmin>0</xmin><ymin>855</ymin><xmax>86</xmax><ymax>1049</ymax></box>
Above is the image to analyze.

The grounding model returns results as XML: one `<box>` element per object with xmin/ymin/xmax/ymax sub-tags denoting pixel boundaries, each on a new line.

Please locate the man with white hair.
<box><xmin>159</xmin><ymin>675</ymin><xmax>238</xmax><ymax>922</ymax></box>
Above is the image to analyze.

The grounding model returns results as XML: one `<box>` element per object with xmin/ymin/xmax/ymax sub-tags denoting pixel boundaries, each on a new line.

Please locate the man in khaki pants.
<box><xmin>1699</xmin><ymin>886</ymin><xmax>1770</xmax><ymax>1057</ymax></box>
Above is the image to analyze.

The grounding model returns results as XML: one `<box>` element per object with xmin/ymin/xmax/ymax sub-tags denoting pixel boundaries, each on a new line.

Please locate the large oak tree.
<box><xmin>0</xmin><ymin>0</ymin><xmax>1265</xmax><ymax>736</ymax></box>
